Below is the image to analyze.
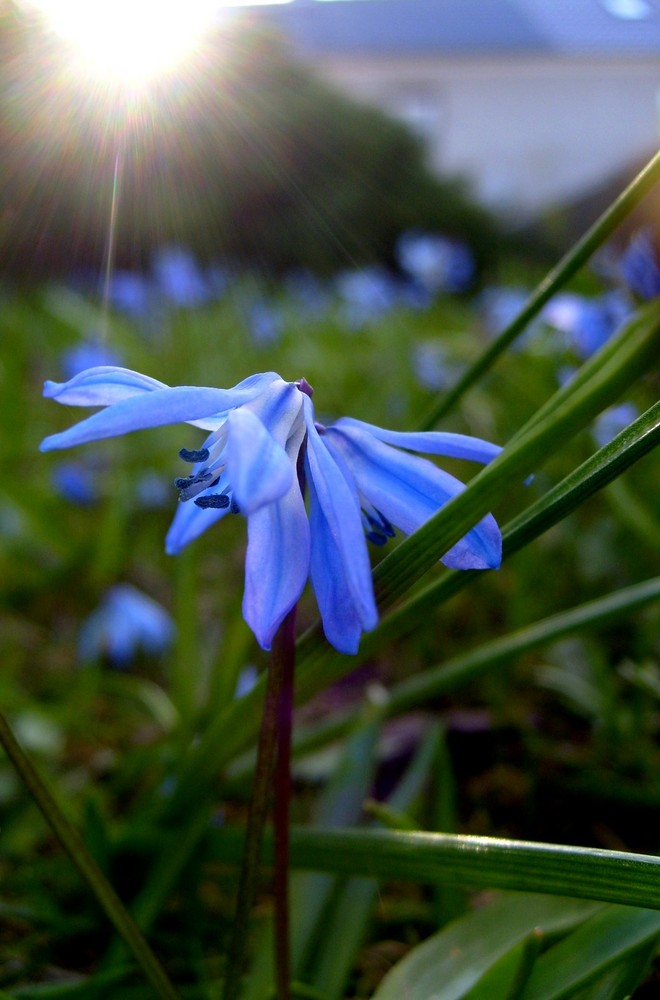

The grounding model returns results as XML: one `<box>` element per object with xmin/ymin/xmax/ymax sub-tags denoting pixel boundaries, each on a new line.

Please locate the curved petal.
<box><xmin>43</xmin><ymin>366</ymin><xmax>169</xmax><ymax>406</ymax></box>
<box><xmin>226</xmin><ymin>408</ymin><xmax>293</xmax><ymax>515</ymax></box>
<box><xmin>39</xmin><ymin>374</ymin><xmax>280</xmax><ymax>452</ymax></box>
<box><xmin>242</xmin><ymin>477</ymin><xmax>310</xmax><ymax>650</ymax></box>
<box><xmin>326</xmin><ymin>425</ymin><xmax>501</xmax><ymax>570</ymax></box>
<box><xmin>165</xmin><ymin>497</ymin><xmax>230</xmax><ymax>554</ymax></box>
<box><xmin>247</xmin><ymin>379</ymin><xmax>305</xmax><ymax>449</ymax></box>
<box><xmin>439</xmin><ymin>513</ymin><xmax>502</xmax><ymax>570</ymax></box>
<box><xmin>304</xmin><ymin>399</ymin><xmax>378</xmax><ymax>652</ymax></box>
<box><xmin>333</xmin><ymin>417</ymin><xmax>502</xmax><ymax>465</ymax></box>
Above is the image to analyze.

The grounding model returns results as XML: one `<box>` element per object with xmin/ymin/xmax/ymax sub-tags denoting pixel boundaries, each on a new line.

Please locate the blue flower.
<box><xmin>52</xmin><ymin>460</ymin><xmax>99</xmax><ymax>506</ymax></box>
<box><xmin>592</xmin><ymin>402</ymin><xmax>640</xmax><ymax>448</ymax></box>
<box><xmin>619</xmin><ymin>228</ymin><xmax>660</xmax><ymax>301</ymax></box>
<box><xmin>62</xmin><ymin>341</ymin><xmax>124</xmax><ymax>380</ymax></box>
<box><xmin>107</xmin><ymin>270</ymin><xmax>154</xmax><ymax>317</ymax></box>
<box><xmin>396</xmin><ymin>230</ymin><xmax>474</xmax><ymax>295</ymax></box>
<box><xmin>79</xmin><ymin>584</ymin><xmax>175</xmax><ymax>666</ymax></box>
<box><xmin>41</xmin><ymin>367</ymin><xmax>502</xmax><ymax>654</ymax></box>
<box><xmin>152</xmin><ymin>247</ymin><xmax>211</xmax><ymax>308</ymax></box>
<box><xmin>543</xmin><ymin>290</ymin><xmax>631</xmax><ymax>359</ymax></box>
<box><xmin>247</xmin><ymin>299</ymin><xmax>283</xmax><ymax>345</ymax></box>
<box><xmin>334</xmin><ymin>266</ymin><xmax>400</xmax><ymax>329</ymax></box>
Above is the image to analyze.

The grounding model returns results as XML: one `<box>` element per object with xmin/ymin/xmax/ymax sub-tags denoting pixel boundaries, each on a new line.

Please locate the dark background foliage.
<box><xmin>0</xmin><ymin>5</ymin><xmax>501</xmax><ymax>279</ymax></box>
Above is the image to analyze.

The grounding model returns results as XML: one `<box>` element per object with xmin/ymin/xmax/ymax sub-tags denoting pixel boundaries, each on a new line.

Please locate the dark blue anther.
<box><xmin>175</xmin><ymin>475</ymin><xmax>196</xmax><ymax>490</ymax></box>
<box><xmin>194</xmin><ymin>494</ymin><xmax>231</xmax><ymax>510</ymax></box>
<box><xmin>366</xmin><ymin>530</ymin><xmax>388</xmax><ymax>546</ymax></box>
<box><xmin>179</xmin><ymin>447</ymin><xmax>210</xmax><ymax>464</ymax></box>
<box><xmin>175</xmin><ymin>468</ymin><xmax>215</xmax><ymax>501</ymax></box>
<box><xmin>230</xmin><ymin>499</ymin><xmax>240</xmax><ymax>515</ymax></box>
<box><xmin>367</xmin><ymin>510</ymin><xmax>395</xmax><ymax>538</ymax></box>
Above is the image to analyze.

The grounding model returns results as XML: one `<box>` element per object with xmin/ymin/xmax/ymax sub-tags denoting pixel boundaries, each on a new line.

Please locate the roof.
<box><xmin>240</xmin><ymin>0</ymin><xmax>660</xmax><ymax>57</ymax></box>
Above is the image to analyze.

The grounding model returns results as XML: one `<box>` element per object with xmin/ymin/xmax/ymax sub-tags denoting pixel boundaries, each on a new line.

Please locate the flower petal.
<box><xmin>326</xmin><ymin>424</ymin><xmax>501</xmax><ymax>570</ymax></box>
<box><xmin>40</xmin><ymin>373</ymin><xmax>281</xmax><ymax>451</ymax></box>
<box><xmin>304</xmin><ymin>400</ymin><xmax>378</xmax><ymax>652</ymax></box>
<box><xmin>43</xmin><ymin>366</ymin><xmax>169</xmax><ymax>406</ymax></box>
<box><xmin>226</xmin><ymin>408</ymin><xmax>293</xmax><ymax>515</ymax></box>
<box><xmin>165</xmin><ymin>497</ymin><xmax>230</xmax><ymax>554</ymax></box>
<box><xmin>333</xmin><ymin>417</ymin><xmax>502</xmax><ymax>465</ymax></box>
<box><xmin>242</xmin><ymin>478</ymin><xmax>310</xmax><ymax>650</ymax></box>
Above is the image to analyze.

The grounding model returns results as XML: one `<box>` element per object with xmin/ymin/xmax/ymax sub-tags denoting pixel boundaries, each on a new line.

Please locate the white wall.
<box><xmin>309</xmin><ymin>54</ymin><xmax>660</xmax><ymax>216</ymax></box>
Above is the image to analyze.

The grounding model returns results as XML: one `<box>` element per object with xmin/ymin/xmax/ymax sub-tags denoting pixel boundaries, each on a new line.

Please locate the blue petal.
<box><xmin>326</xmin><ymin>424</ymin><xmax>501</xmax><ymax>570</ymax></box>
<box><xmin>44</xmin><ymin>366</ymin><xmax>169</xmax><ymax>406</ymax></box>
<box><xmin>334</xmin><ymin>417</ymin><xmax>502</xmax><ymax>465</ymax></box>
<box><xmin>165</xmin><ymin>497</ymin><xmax>230</xmax><ymax>554</ymax></box>
<box><xmin>39</xmin><ymin>373</ymin><xmax>281</xmax><ymax>451</ymax></box>
<box><xmin>248</xmin><ymin>380</ymin><xmax>306</xmax><ymax>449</ymax></box>
<box><xmin>304</xmin><ymin>400</ymin><xmax>378</xmax><ymax>652</ymax></box>
<box><xmin>242</xmin><ymin>478</ymin><xmax>310</xmax><ymax>650</ymax></box>
<box><xmin>226</xmin><ymin>407</ymin><xmax>294</xmax><ymax>515</ymax></box>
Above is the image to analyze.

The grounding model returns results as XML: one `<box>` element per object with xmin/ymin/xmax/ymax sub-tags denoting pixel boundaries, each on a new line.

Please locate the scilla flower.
<box><xmin>40</xmin><ymin>367</ymin><xmax>502</xmax><ymax>654</ymax></box>
<box><xmin>79</xmin><ymin>584</ymin><xmax>175</xmax><ymax>666</ymax></box>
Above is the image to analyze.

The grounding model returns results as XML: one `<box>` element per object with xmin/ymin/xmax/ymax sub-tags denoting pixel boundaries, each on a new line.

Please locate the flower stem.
<box><xmin>222</xmin><ymin>607</ymin><xmax>297</xmax><ymax>1000</ymax></box>
<box><xmin>0</xmin><ymin>711</ymin><xmax>180</xmax><ymax>1000</ymax></box>
<box><xmin>274</xmin><ymin>607</ymin><xmax>296</xmax><ymax>1000</ymax></box>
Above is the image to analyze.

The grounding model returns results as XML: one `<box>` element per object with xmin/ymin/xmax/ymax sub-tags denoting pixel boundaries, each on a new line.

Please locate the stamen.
<box><xmin>366</xmin><ymin>531</ymin><xmax>388</xmax><ymax>546</ymax></box>
<box><xmin>367</xmin><ymin>510</ymin><xmax>395</xmax><ymax>539</ymax></box>
<box><xmin>179</xmin><ymin>447</ymin><xmax>210</xmax><ymax>464</ymax></box>
<box><xmin>296</xmin><ymin>377</ymin><xmax>314</xmax><ymax>398</ymax></box>
<box><xmin>362</xmin><ymin>506</ymin><xmax>396</xmax><ymax>546</ymax></box>
<box><xmin>194</xmin><ymin>494</ymin><xmax>231</xmax><ymax>510</ymax></box>
<box><xmin>230</xmin><ymin>499</ymin><xmax>240</xmax><ymax>515</ymax></box>
<box><xmin>175</xmin><ymin>468</ymin><xmax>216</xmax><ymax>501</ymax></box>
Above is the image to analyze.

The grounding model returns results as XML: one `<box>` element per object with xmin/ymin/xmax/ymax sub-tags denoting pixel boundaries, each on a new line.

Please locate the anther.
<box><xmin>230</xmin><ymin>499</ymin><xmax>240</xmax><ymax>515</ymax></box>
<box><xmin>175</xmin><ymin>469</ymin><xmax>215</xmax><ymax>501</ymax></box>
<box><xmin>179</xmin><ymin>447</ymin><xmax>210</xmax><ymax>464</ymax></box>
<box><xmin>194</xmin><ymin>494</ymin><xmax>231</xmax><ymax>510</ymax></box>
<box><xmin>366</xmin><ymin>509</ymin><xmax>395</xmax><ymax>538</ymax></box>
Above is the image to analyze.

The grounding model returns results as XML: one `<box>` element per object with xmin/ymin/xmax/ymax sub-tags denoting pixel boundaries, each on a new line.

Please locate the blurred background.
<box><xmin>2</xmin><ymin>0</ymin><xmax>659</xmax><ymax>281</ymax></box>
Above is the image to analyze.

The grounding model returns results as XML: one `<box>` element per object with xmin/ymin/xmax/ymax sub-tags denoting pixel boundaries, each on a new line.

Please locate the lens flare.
<box><xmin>25</xmin><ymin>0</ymin><xmax>220</xmax><ymax>87</ymax></box>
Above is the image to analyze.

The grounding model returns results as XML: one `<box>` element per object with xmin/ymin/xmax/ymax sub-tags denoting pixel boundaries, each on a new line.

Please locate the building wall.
<box><xmin>302</xmin><ymin>54</ymin><xmax>660</xmax><ymax>216</ymax></box>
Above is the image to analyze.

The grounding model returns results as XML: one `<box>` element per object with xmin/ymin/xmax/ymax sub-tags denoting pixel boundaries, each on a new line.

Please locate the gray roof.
<box><xmin>241</xmin><ymin>0</ymin><xmax>660</xmax><ymax>56</ymax></box>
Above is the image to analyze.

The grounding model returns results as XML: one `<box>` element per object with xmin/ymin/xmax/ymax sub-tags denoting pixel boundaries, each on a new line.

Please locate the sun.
<box><xmin>24</xmin><ymin>0</ymin><xmax>223</xmax><ymax>88</ymax></box>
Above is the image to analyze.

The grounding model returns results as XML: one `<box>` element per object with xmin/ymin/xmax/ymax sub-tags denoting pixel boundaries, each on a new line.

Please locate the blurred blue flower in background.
<box><xmin>335</xmin><ymin>266</ymin><xmax>400</xmax><ymax>329</ymax></box>
<box><xmin>152</xmin><ymin>247</ymin><xmax>211</xmax><ymax>307</ymax></box>
<box><xmin>246</xmin><ymin>298</ymin><xmax>283</xmax><ymax>345</ymax></box>
<box><xmin>78</xmin><ymin>584</ymin><xmax>175</xmax><ymax>666</ymax></box>
<box><xmin>107</xmin><ymin>270</ymin><xmax>154</xmax><ymax>317</ymax></box>
<box><xmin>592</xmin><ymin>402</ymin><xmax>640</xmax><ymax>448</ymax></box>
<box><xmin>62</xmin><ymin>341</ymin><xmax>124</xmax><ymax>379</ymax></box>
<box><xmin>619</xmin><ymin>228</ymin><xmax>660</xmax><ymax>300</ymax></box>
<box><xmin>284</xmin><ymin>269</ymin><xmax>331</xmax><ymax>318</ymax></box>
<box><xmin>52</xmin><ymin>461</ymin><xmax>99</xmax><ymax>506</ymax></box>
<box><xmin>411</xmin><ymin>340</ymin><xmax>465</xmax><ymax>391</ymax></box>
<box><xmin>479</xmin><ymin>286</ymin><xmax>540</xmax><ymax>347</ymax></box>
<box><xmin>543</xmin><ymin>289</ymin><xmax>631</xmax><ymax>358</ymax></box>
<box><xmin>41</xmin><ymin>366</ymin><xmax>503</xmax><ymax>654</ymax></box>
<box><xmin>396</xmin><ymin>230</ymin><xmax>474</xmax><ymax>296</ymax></box>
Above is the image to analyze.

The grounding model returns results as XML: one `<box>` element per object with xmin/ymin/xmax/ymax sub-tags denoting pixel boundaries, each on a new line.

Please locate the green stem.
<box><xmin>222</xmin><ymin>608</ymin><xmax>296</xmax><ymax>1000</ymax></box>
<box><xmin>0</xmin><ymin>711</ymin><xmax>180</xmax><ymax>1000</ymax></box>
<box><xmin>274</xmin><ymin>608</ymin><xmax>296</xmax><ymax>1000</ymax></box>
<box><xmin>420</xmin><ymin>148</ymin><xmax>660</xmax><ymax>428</ymax></box>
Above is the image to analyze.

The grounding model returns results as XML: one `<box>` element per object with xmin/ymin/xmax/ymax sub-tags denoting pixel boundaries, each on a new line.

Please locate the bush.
<box><xmin>0</xmin><ymin>11</ymin><xmax>500</xmax><ymax>277</ymax></box>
